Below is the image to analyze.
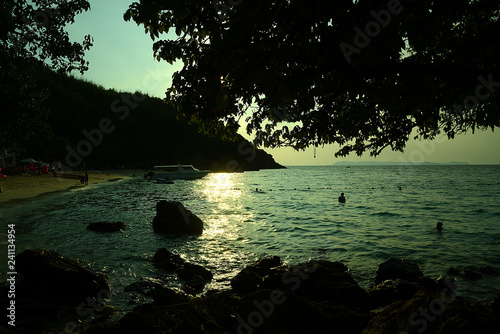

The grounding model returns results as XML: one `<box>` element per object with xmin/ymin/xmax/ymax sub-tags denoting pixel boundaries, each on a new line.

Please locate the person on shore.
<box><xmin>84</xmin><ymin>171</ymin><xmax>89</xmax><ymax>185</ymax></box>
<box><xmin>434</xmin><ymin>222</ymin><xmax>443</xmax><ymax>231</ymax></box>
<box><xmin>338</xmin><ymin>192</ymin><xmax>346</xmax><ymax>203</ymax></box>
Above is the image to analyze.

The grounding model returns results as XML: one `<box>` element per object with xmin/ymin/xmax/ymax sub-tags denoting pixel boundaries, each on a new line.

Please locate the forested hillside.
<box><xmin>27</xmin><ymin>69</ymin><xmax>284</xmax><ymax>171</ymax></box>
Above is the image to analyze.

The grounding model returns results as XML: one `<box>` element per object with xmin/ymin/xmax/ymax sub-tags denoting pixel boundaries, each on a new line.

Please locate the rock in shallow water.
<box><xmin>368</xmin><ymin>278</ymin><xmax>419</xmax><ymax>307</ymax></box>
<box><xmin>153</xmin><ymin>247</ymin><xmax>185</xmax><ymax>270</ymax></box>
<box><xmin>152</xmin><ymin>200</ymin><xmax>203</xmax><ymax>235</ymax></box>
<box><xmin>230</xmin><ymin>256</ymin><xmax>281</xmax><ymax>292</ymax></box>
<box><xmin>177</xmin><ymin>262</ymin><xmax>213</xmax><ymax>281</ymax></box>
<box><xmin>375</xmin><ymin>257</ymin><xmax>423</xmax><ymax>285</ymax></box>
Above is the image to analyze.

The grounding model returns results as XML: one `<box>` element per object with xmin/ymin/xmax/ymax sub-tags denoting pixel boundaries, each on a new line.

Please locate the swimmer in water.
<box><xmin>434</xmin><ymin>222</ymin><xmax>443</xmax><ymax>231</ymax></box>
<box><xmin>338</xmin><ymin>192</ymin><xmax>346</xmax><ymax>203</ymax></box>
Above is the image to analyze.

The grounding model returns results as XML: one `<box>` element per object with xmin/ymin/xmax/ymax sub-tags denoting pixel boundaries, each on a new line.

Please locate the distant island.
<box><xmin>333</xmin><ymin>161</ymin><xmax>470</xmax><ymax>166</ymax></box>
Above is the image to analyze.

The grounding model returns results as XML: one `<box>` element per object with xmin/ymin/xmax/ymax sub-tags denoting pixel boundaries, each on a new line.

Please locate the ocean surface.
<box><xmin>1</xmin><ymin>165</ymin><xmax>500</xmax><ymax>313</ymax></box>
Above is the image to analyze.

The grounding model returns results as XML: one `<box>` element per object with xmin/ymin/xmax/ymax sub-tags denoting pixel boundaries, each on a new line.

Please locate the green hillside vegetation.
<box><xmin>27</xmin><ymin>69</ymin><xmax>284</xmax><ymax>171</ymax></box>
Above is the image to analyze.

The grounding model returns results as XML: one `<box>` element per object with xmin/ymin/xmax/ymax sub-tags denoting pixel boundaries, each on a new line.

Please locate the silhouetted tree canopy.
<box><xmin>0</xmin><ymin>0</ymin><xmax>92</xmax><ymax>147</ymax></box>
<box><xmin>125</xmin><ymin>0</ymin><xmax>500</xmax><ymax>157</ymax></box>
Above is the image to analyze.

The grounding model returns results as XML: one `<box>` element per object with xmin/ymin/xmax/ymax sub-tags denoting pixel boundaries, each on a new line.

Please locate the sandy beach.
<box><xmin>0</xmin><ymin>170</ymin><xmax>138</xmax><ymax>204</ymax></box>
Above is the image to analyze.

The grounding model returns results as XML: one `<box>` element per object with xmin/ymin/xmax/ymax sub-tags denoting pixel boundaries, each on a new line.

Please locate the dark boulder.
<box><xmin>233</xmin><ymin>289</ymin><xmax>369</xmax><ymax>334</ymax></box>
<box><xmin>368</xmin><ymin>279</ymin><xmax>419</xmax><ymax>307</ymax></box>
<box><xmin>282</xmin><ymin>260</ymin><xmax>371</xmax><ymax>310</ymax></box>
<box><xmin>124</xmin><ymin>277</ymin><xmax>166</xmax><ymax>296</ymax></box>
<box><xmin>16</xmin><ymin>249</ymin><xmax>109</xmax><ymax>302</ymax></box>
<box><xmin>152</xmin><ymin>248</ymin><xmax>185</xmax><ymax>271</ymax></box>
<box><xmin>463</xmin><ymin>268</ymin><xmax>483</xmax><ymax>280</ymax></box>
<box><xmin>152</xmin><ymin>286</ymin><xmax>190</xmax><ymax>306</ymax></box>
<box><xmin>230</xmin><ymin>256</ymin><xmax>281</xmax><ymax>292</ymax></box>
<box><xmin>249</xmin><ymin>255</ymin><xmax>282</xmax><ymax>276</ymax></box>
<box><xmin>258</xmin><ymin>259</ymin><xmax>371</xmax><ymax>311</ymax></box>
<box><xmin>177</xmin><ymin>262</ymin><xmax>213</xmax><ymax>281</ymax></box>
<box><xmin>492</xmin><ymin>294</ymin><xmax>500</xmax><ymax>317</ymax></box>
<box><xmin>375</xmin><ymin>258</ymin><xmax>423</xmax><ymax>285</ymax></box>
<box><xmin>231</xmin><ymin>268</ymin><xmax>263</xmax><ymax>292</ymax></box>
<box><xmin>152</xmin><ymin>200</ymin><xmax>203</xmax><ymax>235</ymax></box>
<box><xmin>183</xmin><ymin>275</ymin><xmax>208</xmax><ymax>295</ymax></box>
<box><xmin>87</xmin><ymin>221</ymin><xmax>126</xmax><ymax>232</ymax></box>
<box><xmin>363</xmin><ymin>290</ymin><xmax>497</xmax><ymax>334</ymax></box>
<box><xmin>478</xmin><ymin>265</ymin><xmax>498</xmax><ymax>275</ymax></box>
<box><xmin>13</xmin><ymin>249</ymin><xmax>110</xmax><ymax>332</ymax></box>
<box><xmin>85</xmin><ymin>288</ymin><xmax>369</xmax><ymax>334</ymax></box>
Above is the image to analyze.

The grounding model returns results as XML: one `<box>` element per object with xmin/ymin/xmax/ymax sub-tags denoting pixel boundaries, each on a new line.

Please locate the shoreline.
<box><xmin>0</xmin><ymin>170</ymin><xmax>139</xmax><ymax>208</ymax></box>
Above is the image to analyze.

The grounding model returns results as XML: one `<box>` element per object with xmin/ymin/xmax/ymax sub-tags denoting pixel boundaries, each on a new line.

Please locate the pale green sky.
<box><xmin>66</xmin><ymin>1</ymin><xmax>500</xmax><ymax>165</ymax></box>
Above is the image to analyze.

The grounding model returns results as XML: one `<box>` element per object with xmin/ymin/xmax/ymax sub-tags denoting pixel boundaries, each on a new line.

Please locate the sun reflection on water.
<box><xmin>203</xmin><ymin>173</ymin><xmax>242</xmax><ymax>201</ymax></box>
<box><xmin>201</xmin><ymin>173</ymin><xmax>251</xmax><ymax>240</ymax></box>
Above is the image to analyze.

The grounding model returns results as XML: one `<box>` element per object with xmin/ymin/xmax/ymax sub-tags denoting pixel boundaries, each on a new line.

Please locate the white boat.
<box><xmin>148</xmin><ymin>164</ymin><xmax>210</xmax><ymax>180</ymax></box>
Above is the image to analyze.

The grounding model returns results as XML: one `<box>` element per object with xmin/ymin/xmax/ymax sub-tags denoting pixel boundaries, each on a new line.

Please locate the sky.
<box><xmin>66</xmin><ymin>0</ymin><xmax>500</xmax><ymax>166</ymax></box>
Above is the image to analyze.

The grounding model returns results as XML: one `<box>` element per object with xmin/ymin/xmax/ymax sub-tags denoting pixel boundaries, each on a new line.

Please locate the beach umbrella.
<box><xmin>21</xmin><ymin>158</ymin><xmax>38</xmax><ymax>163</ymax></box>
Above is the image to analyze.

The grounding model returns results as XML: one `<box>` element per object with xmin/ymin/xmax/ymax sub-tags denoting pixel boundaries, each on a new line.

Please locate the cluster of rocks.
<box><xmin>85</xmin><ymin>255</ymin><xmax>499</xmax><ymax>334</ymax></box>
<box><xmin>3</xmin><ymin>249</ymin><xmax>500</xmax><ymax>334</ymax></box>
<box><xmin>152</xmin><ymin>248</ymin><xmax>213</xmax><ymax>294</ymax></box>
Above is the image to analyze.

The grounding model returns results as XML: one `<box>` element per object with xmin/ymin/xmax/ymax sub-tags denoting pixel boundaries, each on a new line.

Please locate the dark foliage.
<box><xmin>34</xmin><ymin>70</ymin><xmax>283</xmax><ymax>171</ymax></box>
<box><xmin>0</xmin><ymin>0</ymin><xmax>92</xmax><ymax>147</ymax></box>
<box><xmin>125</xmin><ymin>0</ymin><xmax>500</xmax><ymax>157</ymax></box>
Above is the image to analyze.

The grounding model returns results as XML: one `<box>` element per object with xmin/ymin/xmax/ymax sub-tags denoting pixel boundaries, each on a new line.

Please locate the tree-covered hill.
<box><xmin>28</xmin><ymin>69</ymin><xmax>284</xmax><ymax>171</ymax></box>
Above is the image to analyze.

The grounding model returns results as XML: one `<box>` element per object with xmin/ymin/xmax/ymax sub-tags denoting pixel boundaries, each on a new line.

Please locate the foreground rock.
<box><xmin>7</xmin><ymin>249</ymin><xmax>110</xmax><ymax>333</ymax></box>
<box><xmin>374</xmin><ymin>257</ymin><xmax>423</xmax><ymax>284</ymax></box>
<box><xmin>84</xmin><ymin>258</ymin><xmax>371</xmax><ymax>334</ymax></box>
<box><xmin>152</xmin><ymin>200</ymin><xmax>204</xmax><ymax>235</ymax></box>
<box><xmin>231</xmin><ymin>256</ymin><xmax>281</xmax><ymax>292</ymax></box>
<box><xmin>363</xmin><ymin>290</ymin><xmax>498</xmax><ymax>333</ymax></box>
<box><xmin>153</xmin><ymin>248</ymin><xmax>213</xmax><ymax>294</ymax></box>
<box><xmin>368</xmin><ymin>278</ymin><xmax>419</xmax><ymax>307</ymax></box>
<box><xmin>153</xmin><ymin>248</ymin><xmax>185</xmax><ymax>270</ymax></box>
<box><xmin>76</xmin><ymin>256</ymin><xmax>499</xmax><ymax>334</ymax></box>
<box><xmin>87</xmin><ymin>221</ymin><xmax>126</xmax><ymax>232</ymax></box>
<box><xmin>16</xmin><ymin>249</ymin><xmax>109</xmax><ymax>302</ymax></box>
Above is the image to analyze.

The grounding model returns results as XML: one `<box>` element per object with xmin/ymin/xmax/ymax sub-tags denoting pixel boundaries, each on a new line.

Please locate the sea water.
<box><xmin>1</xmin><ymin>165</ymin><xmax>499</xmax><ymax>312</ymax></box>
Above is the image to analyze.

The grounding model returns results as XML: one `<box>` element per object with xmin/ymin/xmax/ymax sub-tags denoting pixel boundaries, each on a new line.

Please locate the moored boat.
<box><xmin>147</xmin><ymin>164</ymin><xmax>210</xmax><ymax>180</ymax></box>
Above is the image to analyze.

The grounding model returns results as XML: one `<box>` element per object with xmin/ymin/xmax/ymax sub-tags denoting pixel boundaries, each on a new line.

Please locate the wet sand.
<box><xmin>0</xmin><ymin>170</ymin><xmax>138</xmax><ymax>204</ymax></box>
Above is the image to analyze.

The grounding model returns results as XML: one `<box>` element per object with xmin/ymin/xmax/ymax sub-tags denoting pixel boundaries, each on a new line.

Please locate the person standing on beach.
<box><xmin>84</xmin><ymin>171</ymin><xmax>89</xmax><ymax>185</ymax></box>
<box><xmin>338</xmin><ymin>192</ymin><xmax>346</xmax><ymax>203</ymax></box>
